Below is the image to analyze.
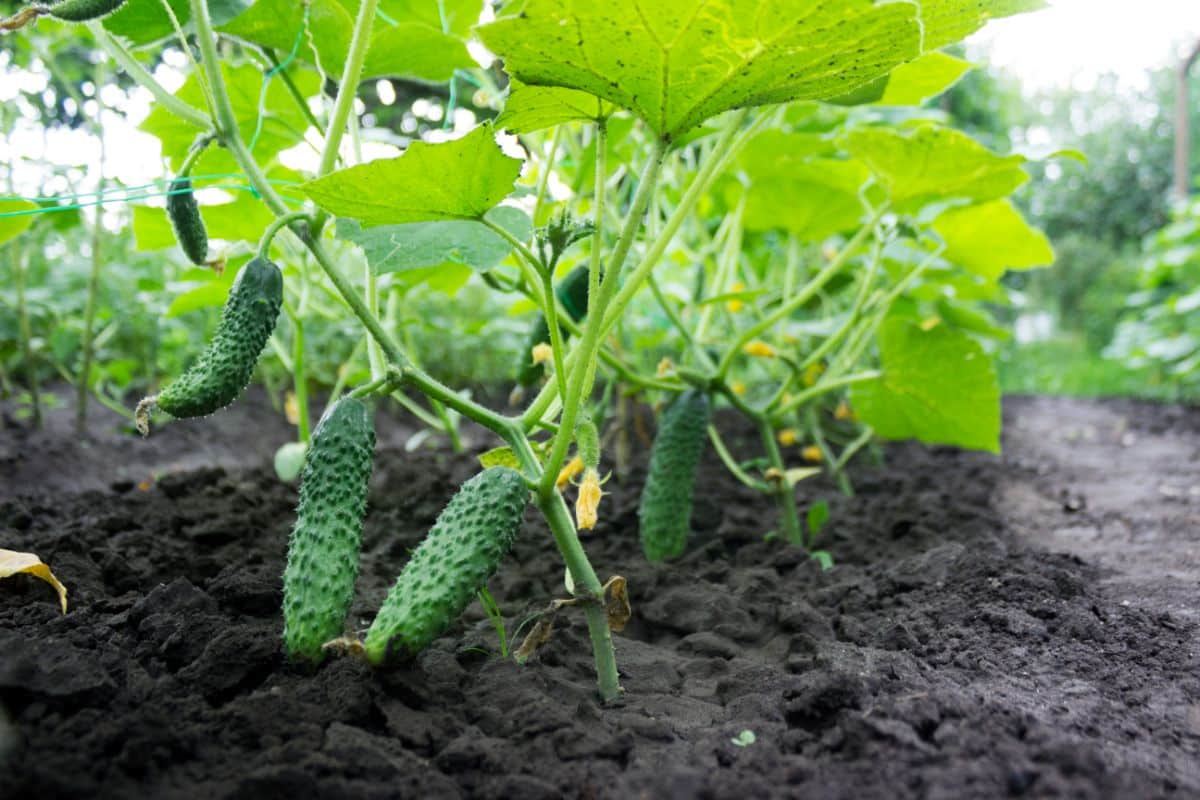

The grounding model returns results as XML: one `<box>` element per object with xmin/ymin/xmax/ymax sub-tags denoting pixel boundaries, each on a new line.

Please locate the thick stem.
<box><xmin>317</xmin><ymin>0</ymin><xmax>379</xmax><ymax>179</ymax></box>
<box><xmin>538</xmin><ymin>139</ymin><xmax>669</xmax><ymax>492</ymax></box>
<box><xmin>534</xmin><ymin>488</ymin><xmax>621</xmax><ymax>702</ymax></box>
<box><xmin>87</xmin><ymin>24</ymin><xmax>211</xmax><ymax>131</ymax></box>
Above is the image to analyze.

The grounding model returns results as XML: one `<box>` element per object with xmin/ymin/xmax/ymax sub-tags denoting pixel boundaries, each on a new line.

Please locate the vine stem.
<box><xmin>538</xmin><ymin>138</ymin><xmax>669</xmax><ymax>495</ymax></box>
<box><xmin>771</xmin><ymin>371</ymin><xmax>881</xmax><ymax>421</ymax></box>
<box><xmin>317</xmin><ymin>0</ymin><xmax>378</xmax><ymax>179</ymax></box>
<box><xmin>758</xmin><ymin>418</ymin><xmax>803</xmax><ymax>545</ymax></box>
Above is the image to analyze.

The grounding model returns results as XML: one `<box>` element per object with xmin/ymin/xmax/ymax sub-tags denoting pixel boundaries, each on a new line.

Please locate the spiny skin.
<box><xmin>515</xmin><ymin>264</ymin><xmax>592</xmax><ymax>386</ymax></box>
<box><xmin>46</xmin><ymin>0</ymin><xmax>126</xmax><ymax>21</ymax></box>
<box><xmin>156</xmin><ymin>257</ymin><xmax>282</xmax><ymax>419</ymax></box>
<box><xmin>166</xmin><ymin>177</ymin><xmax>208</xmax><ymax>266</ymax></box>
<box><xmin>282</xmin><ymin>398</ymin><xmax>375</xmax><ymax>663</ymax></box>
<box><xmin>638</xmin><ymin>390</ymin><xmax>711</xmax><ymax>562</ymax></box>
<box><xmin>365</xmin><ymin>468</ymin><xmax>528</xmax><ymax>664</ymax></box>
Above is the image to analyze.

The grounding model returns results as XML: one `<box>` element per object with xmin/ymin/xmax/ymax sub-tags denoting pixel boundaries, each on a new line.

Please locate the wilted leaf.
<box><xmin>0</xmin><ymin>549</ymin><xmax>68</xmax><ymax>613</ymax></box>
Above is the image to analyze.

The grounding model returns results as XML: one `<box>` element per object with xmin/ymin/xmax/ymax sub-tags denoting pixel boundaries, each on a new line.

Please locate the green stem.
<box><xmin>538</xmin><ymin>138</ymin><xmax>669</xmax><ymax>492</ymax></box>
<box><xmin>77</xmin><ymin>130</ymin><xmax>105</xmax><ymax>433</ymax></box>
<box><xmin>11</xmin><ymin>246</ymin><xmax>40</xmax><ymax>428</ymax></box>
<box><xmin>708</xmin><ymin>425</ymin><xmax>771</xmax><ymax>492</ymax></box>
<box><xmin>533</xmin><ymin>489</ymin><xmax>620</xmax><ymax>702</ymax></box>
<box><xmin>266</xmin><ymin>49</ymin><xmax>324</xmax><ymax>131</ymax></box>
<box><xmin>716</xmin><ymin>216</ymin><xmax>879</xmax><ymax>381</ymax></box>
<box><xmin>758</xmin><ymin>419</ymin><xmax>802</xmax><ymax>545</ymax></box>
<box><xmin>532</xmin><ymin>125</ymin><xmax>563</xmax><ymax>224</ymax></box>
<box><xmin>257</xmin><ymin>211</ymin><xmax>311</xmax><ymax>259</ymax></box>
<box><xmin>284</xmin><ymin>304</ymin><xmax>312</xmax><ymax>443</ymax></box>
<box><xmin>87</xmin><ymin>23</ymin><xmax>211</xmax><ymax>131</ymax></box>
<box><xmin>772</xmin><ymin>371</ymin><xmax>881</xmax><ymax>420</ymax></box>
<box><xmin>317</xmin><ymin>0</ymin><xmax>378</xmax><ymax>179</ymax></box>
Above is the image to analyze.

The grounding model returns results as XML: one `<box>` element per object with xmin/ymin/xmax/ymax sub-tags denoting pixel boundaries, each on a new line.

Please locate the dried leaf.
<box><xmin>602</xmin><ymin>576</ymin><xmax>631</xmax><ymax>633</ymax></box>
<box><xmin>0</xmin><ymin>549</ymin><xmax>68</xmax><ymax>613</ymax></box>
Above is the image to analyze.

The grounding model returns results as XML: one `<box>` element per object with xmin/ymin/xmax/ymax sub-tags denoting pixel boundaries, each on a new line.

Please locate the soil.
<box><xmin>0</xmin><ymin>393</ymin><xmax>1197</xmax><ymax>799</ymax></box>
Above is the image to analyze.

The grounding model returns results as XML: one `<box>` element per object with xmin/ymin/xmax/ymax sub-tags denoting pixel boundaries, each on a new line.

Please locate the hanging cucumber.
<box><xmin>46</xmin><ymin>0</ymin><xmax>126</xmax><ymax>21</ymax></box>
<box><xmin>282</xmin><ymin>398</ymin><xmax>375</xmax><ymax>663</ymax></box>
<box><xmin>136</xmin><ymin>257</ymin><xmax>283</xmax><ymax>434</ymax></box>
<box><xmin>638</xmin><ymin>390</ymin><xmax>711</xmax><ymax>562</ymax></box>
<box><xmin>364</xmin><ymin>467</ymin><xmax>528</xmax><ymax>664</ymax></box>
<box><xmin>166</xmin><ymin>177</ymin><xmax>209</xmax><ymax>267</ymax></box>
<box><xmin>514</xmin><ymin>264</ymin><xmax>593</xmax><ymax>386</ymax></box>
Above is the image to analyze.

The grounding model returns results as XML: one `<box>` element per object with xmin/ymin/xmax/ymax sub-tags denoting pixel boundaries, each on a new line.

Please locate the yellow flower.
<box><xmin>531</xmin><ymin>342</ymin><xmax>554</xmax><ymax>366</ymax></box>
<box><xmin>777</xmin><ymin>428</ymin><xmax>798</xmax><ymax>447</ymax></box>
<box><xmin>801</xmin><ymin>445</ymin><xmax>823</xmax><ymax>463</ymax></box>
<box><xmin>802</xmin><ymin>362</ymin><xmax>825</xmax><ymax>387</ymax></box>
<box><xmin>726</xmin><ymin>282</ymin><xmax>746</xmax><ymax>313</ymax></box>
<box><xmin>656</xmin><ymin>357</ymin><xmax>675</xmax><ymax>377</ymax></box>
<box><xmin>743</xmin><ymin>340</ymin><xmax>776</xmax><ymax>358</ymax></box>
<box><xmin>284</xmin><ymin>392</ymin><xmax>300</xmax><ymax>426</ymax></box>
<box><xmin>556</xmin><ymin>455</ymin><xmax>584</xmax><ymax>491</ymax></box>
<box><xmin>575</xmin><ymin>468</ymin><xmax>604</xmax><ymax>531</ymax></box>
<box><xmin>731</xmin><ymin>380</ymin><xmax>747</xmax><ymax>396</ymax></box>
<box><xmin>834</xmin><ymin>401</ymin><xmax>855</xmax><ymax>421</ymax></box>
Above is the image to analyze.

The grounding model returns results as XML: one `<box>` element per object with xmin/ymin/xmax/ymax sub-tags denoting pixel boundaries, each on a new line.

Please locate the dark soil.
<box><xmin>0</xmin><ymin>394</ymin><xmax>1197</xmax><ymax>799</ymax></box>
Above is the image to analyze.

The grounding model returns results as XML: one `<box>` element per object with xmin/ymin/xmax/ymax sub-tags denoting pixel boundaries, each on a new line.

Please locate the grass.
<box><xmin>998</xmin><ymin>335</ymin><xmax>1193</xmax><ymax>403</ymax></box>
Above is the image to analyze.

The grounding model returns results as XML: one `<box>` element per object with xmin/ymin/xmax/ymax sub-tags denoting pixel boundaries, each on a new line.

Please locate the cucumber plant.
<box><xmin>7</xmin><ymin>0</ymin><xmax>1050</xmax><ymax>700</ymax></box>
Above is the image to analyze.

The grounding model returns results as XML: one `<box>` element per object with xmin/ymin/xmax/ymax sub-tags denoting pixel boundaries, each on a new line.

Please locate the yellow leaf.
<box><xmin>0</xmin><ymin>549</ymin><xmax>68</xmax><ymax>614</ymax></box>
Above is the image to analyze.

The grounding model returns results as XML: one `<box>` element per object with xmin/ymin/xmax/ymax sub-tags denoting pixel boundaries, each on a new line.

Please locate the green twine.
<box><xmin>248</xmin><ymin>5</ymin><xmax>311</xmax><ymax>154</ymax></box>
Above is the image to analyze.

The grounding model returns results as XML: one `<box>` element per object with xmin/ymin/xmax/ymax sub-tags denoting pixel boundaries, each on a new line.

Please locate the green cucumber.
<box><xmin>167</xmin><ymin>177</ymin><xmax>209</xmax><ymax>266</ymax></box>
<box><xmin>282</xmin><ymin>398</ymin><xmax>375</xmax><ymax>663</ymax></box>
<box><xmin>364</xmin><ymin>467</ymin><xmax>528</xmax><ymax>663</ymax></box>
<box><xmin>515</xmin><ymin>264</ymin><xmax>593</xmax><ymax>386</ymax></box>
<box><xmin>46</xmin><ymin>0</ymin><xmax>126</xmax><ymax>21</ymax></box>
<box><xmin>143</xmin><ymin>257</ymin><xmax>282</xmax><ymax>427</ymax></box>
<box><xmin>638</xmin><ymin>390</ymin><xmax>711</xmax><ymax>562</ymax></box>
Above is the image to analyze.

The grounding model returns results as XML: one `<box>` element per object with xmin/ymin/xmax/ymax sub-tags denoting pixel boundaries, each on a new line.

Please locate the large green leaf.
<box><xmin>477</xmin><ymin>0</ymin><xmax>923</xmax><ymax>139</ymax></box>
<box><xmin>141</xmin><ymin>64</ymin><xmax>319</xmax><ymax>168</ymax></box>
<box><xmin>362</xmin><ymin>23</ymin><xmax>474</xmax><ymax>81</ymax></box>
<box><xmin>933</xmin><ymin>200</ymin><xmax>1055</xmax><ymax>280</ymax></box>
<box><xmin>743</xmin><ymin>159</ymin><xmax>869</xmax><ymax>240</ymax></box>
<box><xmin>495</xmin><ymin>81</ymin><xmax>613</xmax><ymax>134</ymax></box>
<box><xmin>852</xmin><ymin>319</ymin><xmax>1000</xmax><ymax>452</ymax></box>
<box><xmin>0</xmin><ymin>200</ymin><xmax>38</xmax><ymax>247</ymax></box>
<box><xmin>336</xmin><ymin>206</ymin><xmax>532</xmax><ymax>274</ymax></box>
<box><xmin>919</xmin><ymin>0</ymin><xmax>1048</xmax><ymax>51</ymax></box>
<box><xmin>301</xmin><ymin>125</ymin><xmax>523</xmax><ymax>225</ymax></box>
<box><xmin>220</xmin><ymin>0</ymin><xmax>473</xmax><ymax>81</ymax></box>
<box><xmin>833</xmin><ymin>51</ymin><xmax>973</xmax><ymax>106</ymax></box>
<box><xmin>102</xmin><ymin>0</ymin><xmax>190</xmax><ymax>45</ymax></box>
<box><xmin>843</xmin><ymin>124</ymin><xmax>1029</xmax><ymax>212</ymax></box>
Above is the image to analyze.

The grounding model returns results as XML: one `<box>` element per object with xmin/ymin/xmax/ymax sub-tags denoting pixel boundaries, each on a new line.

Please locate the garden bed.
<box><xmin>1</xmin><ymin>395</ymin><xmax>1197</xmax><ymax>799</ymax></box>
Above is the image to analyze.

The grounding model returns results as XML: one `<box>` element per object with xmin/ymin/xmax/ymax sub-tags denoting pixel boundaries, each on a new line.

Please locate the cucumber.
<box><xmin>515</xmin><ymin>265</ymin><xmax>593</xmax><ymax>386</ymax></box>
<box><xmin>638</xmin><ymin>390</ymin><xmax>711</xmax><ymax>562</ymax></box>
<box><xmin>166</xmin><ymin>177</ymin><xmax>209</xmax><ymax>266</ymax></box>
<box><xmin>364</xmin><ymin>467</ymin><xmax>528</xmax><ymax>663</ymax></box>
<box><xmin>46</xmin><ymin>0</ymin><xmax>126</xmax><ymax>21</ymax></box>
<box><xmin>282</xmin><ymin>398</ymin><xmax>375</xmax><ymax>663</ymax></box>
<box><xmin>142</xmin><ymin>257</ymin><xmax>282</xmax><ymax>428</ymax></box>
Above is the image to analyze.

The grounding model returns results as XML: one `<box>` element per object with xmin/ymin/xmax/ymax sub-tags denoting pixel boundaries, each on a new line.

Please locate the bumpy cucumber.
<box><xmin>638</xmin><ymin>390</ymin><xmax>711</xmax><ymax>562</ymax></box>
<box><xmin>282</xmin><ymin>398</ymin><xmax>375</xmax><ymax>663</ymax></box>
<box><xmin>47</xmin><ymin>0</ymin><xmax>126</xmax><ymax>21</ymax></box>
<box><xmin>364</xmin><ymin>467</ymin><xmax>528</xmax><ymax>663</ymax></box>
<box><xmin>515</xmin><ymin>265</ymin><xmax>593</xmax><ymax>386</ymax></box>
<box><xmin>153</xmin><ymin>257</ymin><xmax>282</xmax><ymax>420</ymax></box>
<box><xmin>167</xmin><ymin>177</ymin><xmax>209</xmax><ymax>266</ymax></box>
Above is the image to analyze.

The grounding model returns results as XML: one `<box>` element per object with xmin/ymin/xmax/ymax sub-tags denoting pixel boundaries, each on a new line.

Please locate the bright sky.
<box><xmin>970</xmin><ymin>0</ymin><xmax>1200</xmax><ymax>91</ymax></box>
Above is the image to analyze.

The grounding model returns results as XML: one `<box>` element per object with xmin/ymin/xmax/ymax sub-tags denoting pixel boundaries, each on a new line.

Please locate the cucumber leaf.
<box><xmin>852</xmin><ymin>319</ymin><xmax>1000</xmax><ymax>452</ymax></box>
<box><xmin>302</xmin><ymin>124</ymin><xmax>522</xmax><ymax>226</ymax></box>
<box><xmin>933</xmin><ymin>200</ymin><xmax>1055</xmax><ymax>280</ymax></box>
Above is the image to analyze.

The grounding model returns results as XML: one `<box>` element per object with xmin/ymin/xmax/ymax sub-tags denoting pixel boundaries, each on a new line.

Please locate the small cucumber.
<box><xmin>282</xmin><ymin>398</ymin><xmax>375</xmax><ymax>663</ymax></box>
<box><xmin>638</xmin><ymin>390</ymin><xmax>711</xmax><ymax>562</ymax></box>
<box><xmin>166</xmin><ymin>177</ymin><xmax>209</xmax><ymax>266</ymax></box>
<box><xmin>514</xmin><ymin>265</ymin><xmax>593</xmax><ymax>386</ymax></box>
<box><xmin>46</xmin><ymin>0</ymin><xmax>126</xmax><ymax>21</ymax></box>
<box><xmin>143</xmin><ymin>257</ymin><xmax>282</xmax><ymax>427</ymax></box>
<box><xmin>364</xmin><ymin>468</ymin><xmax>528</xmax><ymax>663</ymax></box>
